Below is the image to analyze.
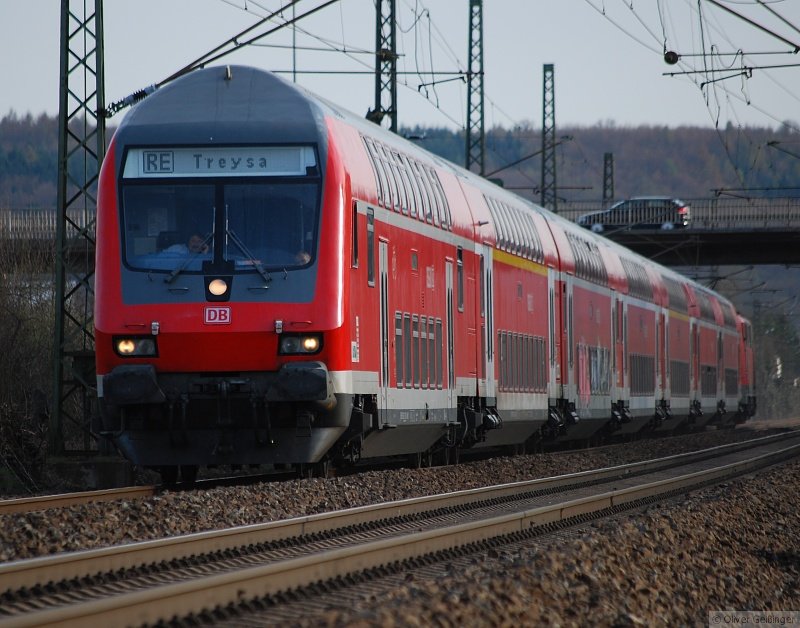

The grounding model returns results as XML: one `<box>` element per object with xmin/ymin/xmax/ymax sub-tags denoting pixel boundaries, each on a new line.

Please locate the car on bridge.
<box><xmin>577</xmin><ymin>197</ymin><xmax>691</xmax><ymax>233</ymax></box>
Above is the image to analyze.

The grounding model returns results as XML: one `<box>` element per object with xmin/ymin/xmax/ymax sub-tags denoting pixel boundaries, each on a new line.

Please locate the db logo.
<box><xmin>204</xmin><ymin>306</ymin><xmax>231</xmax><ymax>325</ymax></box>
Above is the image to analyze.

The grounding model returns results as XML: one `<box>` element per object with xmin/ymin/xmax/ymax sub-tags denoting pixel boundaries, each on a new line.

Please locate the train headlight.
<box><xmin>279</xmin><ymin>333</ymin><xmax>323</xmax><ymax>355</ymax></box>
<box><xmin>114</xmin><ymin>336</ymin><xmax>157</xmax><ymax>357</ymax></box>
<box><xmin>208</xmin><ymin>278</ymin><xmax>228</xmax><ymax>296</ymax></box>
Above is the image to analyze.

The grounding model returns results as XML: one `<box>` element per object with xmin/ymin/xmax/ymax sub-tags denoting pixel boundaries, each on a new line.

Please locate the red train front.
<box><xmin>96</xmin><ymin>67</ymin><xmax>353</xmax><ymax>479</ymax></box>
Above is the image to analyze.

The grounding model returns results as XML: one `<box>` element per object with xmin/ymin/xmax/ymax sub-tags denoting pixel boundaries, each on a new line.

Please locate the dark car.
<box><xmin>577</xmin><ymin>197</ymin><xmax>691</xmax><ymax>233</ymax></box>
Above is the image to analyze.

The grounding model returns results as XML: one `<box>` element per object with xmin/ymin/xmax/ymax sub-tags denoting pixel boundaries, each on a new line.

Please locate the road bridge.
<box><xmin>558</xmin><ymin>196</ymin><xmax>800</xmax><ymax>266</ymax></box>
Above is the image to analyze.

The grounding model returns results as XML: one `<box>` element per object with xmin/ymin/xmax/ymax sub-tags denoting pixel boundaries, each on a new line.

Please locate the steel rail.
<box><xmin>2</xmin><ymin>437</ymin><xmax>798</xmax><ymax>627</ymax></box>
<box><xmin>0</xmin><ymin>486</ymin><xmax>157</xmax><ymax>515</ymax></box>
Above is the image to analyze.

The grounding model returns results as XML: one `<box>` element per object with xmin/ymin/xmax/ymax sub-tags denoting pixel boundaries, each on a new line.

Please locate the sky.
<box><xmin>2</xmin><ymin>0</ymin><xmax>800</xmax><ymax>132</ymax></box>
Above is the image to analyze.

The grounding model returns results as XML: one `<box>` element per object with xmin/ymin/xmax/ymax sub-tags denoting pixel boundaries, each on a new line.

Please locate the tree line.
<box><xmin>2</xmin><ymin>111</ymin><xmax>799</xmax><ymax>209</ymax></box>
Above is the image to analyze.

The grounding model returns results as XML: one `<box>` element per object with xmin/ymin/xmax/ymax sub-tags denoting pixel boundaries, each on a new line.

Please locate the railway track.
<box><xmin>0</xmin><ymin>471</ymin><xmax>298</xmax><ymax>515</ymax></box>
<box><xmin>0</xmin><ymin>430</ymin><xmax>798</xmax><ymax>627</ymax></box>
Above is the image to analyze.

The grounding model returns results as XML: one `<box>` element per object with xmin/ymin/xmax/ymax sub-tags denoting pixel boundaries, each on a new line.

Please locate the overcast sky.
<box><xmin>3</xmin><ymin>0</ymin><xmax>800</xmax><ymax>131</ymax></box>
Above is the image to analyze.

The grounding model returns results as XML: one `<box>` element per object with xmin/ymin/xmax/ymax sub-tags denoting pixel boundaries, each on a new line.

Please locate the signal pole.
<box><xmin>465</xmin><ymin>0</ymin><xmax>484</xmax><ymax>175</ymax></box>
<box><xmin>540</xmin><ymin>63</ymin><xmax>557</xmax><ymax>212</ymax></box>
<box><xmin>367</xmin><ymin>0</ymin><xmax>397</xmax><ymax>132</ymax></box>
<box><xmin>52</xmin><ymin>0</ymin><xmax>106</xmax><ymax>454</ymax></box>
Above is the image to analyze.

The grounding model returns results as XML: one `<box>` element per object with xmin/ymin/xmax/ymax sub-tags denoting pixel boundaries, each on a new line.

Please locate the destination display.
<box><xmin>122</xmin><ymin>146</ymin><xmax>317</xmax><ymax>178</ymax></box>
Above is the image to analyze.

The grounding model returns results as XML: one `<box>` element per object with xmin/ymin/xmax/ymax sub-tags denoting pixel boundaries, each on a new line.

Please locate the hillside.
<box><xmin>2</xmin><ymin>112</ymin><xmax>799</xmax><ymax>208</ymax></box>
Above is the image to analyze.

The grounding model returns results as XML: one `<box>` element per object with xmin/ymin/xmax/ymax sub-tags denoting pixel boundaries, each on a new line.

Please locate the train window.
<box><xmin>479</xmin><ymin>255</ymin><xmax>485</xmax><ymax>317</ymax></box>
<box><xmin>528</xmin><ymin>214</ymin><xmax>544</xmax><ymax>263</ymax></box>
<box><xmin>394</xmin><ymin>312</ymin><xmax>403</xmax><ymax>388</ymax></box>
<box><xmin>225</xmin><ymin>183</ymin><xmax>318</xmax><ymax>268</ymax></box>
<box><xmin>621</xmin><ymin>258</ymin><xmax>652</xmax><ymax>301</ymax></box>
<box><xmin>538</xmin><ymin>336</ymin><xmax>547</xmax><ymax>390</ymax></box>
<box><xmin>121</xmin><ymin>184</ymin><xmax>215</xmax><ymax>271</ymax></box>
<box><xmin>376</xmin><ymin>143</ymin><xmax>400</xmax><ymax>212</ymax></box>
<box><xmin>402</xmin><ymin>158</ymin><xmax>417</xmax><ymax>218</ymax></box>
<box><xmin>512</xmin><ymin>334</ymin><xmax>522</xmax><ymax>390</ymax></box>
<box><xmin>695</xmin><ymin>289</ymin><xmax>715</xmax><ymax>320</ymax></box>
<box><xmin>498</xmin><ymin>331</ymin><xmax>506</xmax><ymax>390</ymax></box>
<box><xmin>435</xmin><ymin>319</ymin><xmax>443</xmax><ymax>388</ymax></box>
<box><xmin>367</xmin><ymin>209</ymin><xmax>375</xmax><ymax>287</ymax></box>
<box><xmin>428</xmin><ymin>318</ymin><xmax>436</xmax><ymax>389</ymax></box>
<box><xmin>492</xmin><ymin>199</ymin><xmax>510</xmax><ymax>251</ymax></box>
<box><xmin>662</xmin><ymin>275</ymin><xmax>687</xmax><ymax>313</ymax></box>
<box><xmin>423</xmin><ymin>167</ymin><xmax>442</xmax><ymax>227</ymax></box>
<box><xmin>420</xmin><ymin>316</ymin><xmax>428</xmax><ymax>389</ymax></box>
<box><xmin>351</xmin><ymin>202</ymin><xmax>359</xmax><ymax>269</ymax></box>
<box><xmin>457</xmin><ymin>247</ymin><xmax>464</xmax><ymax>312</ymax></box>
<box><xmin>404</xmin><ymin>314</ymin><xmax>412</xmax><ymax>388</ymax></box>
<box><xmin>408</xmin><ymin>158</ymin><xmax>430</xmax><ymax>222</ymax></box>
<box><xmin>520</xmin><ymin>211</ymin><xmax>540</xmax><ymax>261</ymax></box>
<box><xmin>525</xmin><ymin>335</ymin><xmax>533</xmax><ymax>391</ymax></box>
<box><xmin>390</xmin><ymin>151</ymin><xmax>410</xmax><ymax>215</ymax></box>
<box><xmin>508</xmin><ymin>206</ymin><xmax>526</xmax><ymax>256</ymax></box>
<box><xmin>362</xmin><ymin>137</ymin><xmax>387</xmax><ymax>208</ymax></box>
<box><xmin>375</xmin><ymin>148</ymin><xmax>394</xmax><ymax>209</ymax></box>
<box><xmin>123</xmin><ymin>180</ymin><xmax>321</xmax><ymax>274</ymax></box>
<box><xmin>412</xmin><ymin>160</ymin><xmax>434</xmax><ymax>223</ymax></box>
<box><xmin>412</xmin><ymin>316</ymin><xmax>420</xmax><ymax>388</ymax></box>
<box><xmin>392</xmin><ymin>151</ymin><xmax>417</xmax><ymax>218</ymax></box>
<box><xmin>568</xmin><ymin>294</ymin><xmax>574</xmax><ymax>368</ymax></box>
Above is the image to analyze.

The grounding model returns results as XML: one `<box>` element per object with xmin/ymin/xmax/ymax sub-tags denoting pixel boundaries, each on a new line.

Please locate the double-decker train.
<box><xmin>95</xmin><ymin>65</ymin><xmax>756</xmax><ymax>481</ymax></box>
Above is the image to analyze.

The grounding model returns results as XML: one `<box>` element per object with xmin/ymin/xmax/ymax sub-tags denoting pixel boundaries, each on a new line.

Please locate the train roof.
<box><xmin>113</xmin><ymin>65</ymin><xmax>328</xmax><ymax>150</ymax></box>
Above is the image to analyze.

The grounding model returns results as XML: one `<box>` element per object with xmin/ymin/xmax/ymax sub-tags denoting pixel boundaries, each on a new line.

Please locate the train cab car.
<box><xmin>95</xmin><ymin>67</ymin><xmax>353</xmax><ymax>478</ymax></box>
<box><xmin>459</xmin><ymin>181</ymin><xmax>560</xmax><ymax>449</ymax></box>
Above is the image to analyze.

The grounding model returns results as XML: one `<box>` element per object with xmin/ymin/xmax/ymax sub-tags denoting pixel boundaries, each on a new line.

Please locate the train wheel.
<box><xmin>295</xmin><ymin>461</ymin><xmax>332</xmax><ymax>479</ymax></box>
<box><xmin>180</xmin><ymin>465</ymin><xmax>199</xmax><ymax>485</ymax></box>
<box><xmin>315</xmin><ymin>459</ymin><xmax>333</xmax><ymax>479</ymax></box>
<box><xmin>160</xmin><ymin>465</ymin><xmax>179</xmax><ymax>486</ymax></box>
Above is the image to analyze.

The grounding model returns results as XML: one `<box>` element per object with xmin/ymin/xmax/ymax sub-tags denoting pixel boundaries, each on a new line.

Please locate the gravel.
<box><xmin>1</xmin><ymin>423</ymin><xmax>799</xmax><ymax>625</ymax></box>
<box><xmin>300</xmin><ymin>461</ymin><xmax>800</xmax><ymax>626</ymax></box>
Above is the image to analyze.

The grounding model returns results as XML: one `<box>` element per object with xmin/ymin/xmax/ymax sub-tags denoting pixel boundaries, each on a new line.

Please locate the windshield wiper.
<box><xmin>227</xmin><ymin>228</ymin><xmax>272</xmax><ymax>286</ymax></box>
<box><xmin>164</xmin><ymin>233</ymin><xmax>214</xmax><ymax>284</ymax></box>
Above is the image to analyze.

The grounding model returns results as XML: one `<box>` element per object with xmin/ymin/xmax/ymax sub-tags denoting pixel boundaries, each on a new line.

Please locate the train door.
<box><xmin>611</xmin><ymin>293</ymin><xmax>622</xmax><ymax>398</ymax></box>
<box><xmin>622</xmin><ymin>299</ymin><xmax>629</xmax><ymax>396</ymax></box>
<box><xmin>445</xmin><ymin>260</ymin><xmax>456</xmax><ymax>410</ymax></box>
<box><xmin>562</xmin><ymin>275</ymin><xmax>575</xmax><ymax>401</ymax></box>
<box><xmin>663</xmin><ymin>311</ymin><xmax>670</xmax><ymax>402</ymax></box>
<box><xmin>717</xmin><ymin>330</ymin><xmax>724</xmax><ymax>402</ymax></box>
<box><xmin>655</xmin><ymin>311</ymin><xmax>662</xmax><ymax>400</ymax></box>
<box><xmin>479</xmin><ymin>244</ymin><xmax>496</xmax><ymax>400</ymax></box>
<box><xmin>378</xmin><ymin>240</ymin><xmax>390</xmax><ymax>420</ymax></box>
<box><xmin>548</xmin><ymin>272</ymin><xmax>559</xmax><ymax>398</ymax></box>
<box><xmin>690</xmin><ymin>320</ymin><xmax>698</xmax><ymax>400</ymax></box>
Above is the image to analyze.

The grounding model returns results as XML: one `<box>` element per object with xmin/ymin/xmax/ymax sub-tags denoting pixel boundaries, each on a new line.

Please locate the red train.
<box><xmin>94</xmin><ymin>65</ymin><xmax>756</xmax><ymax>481</ymax></box>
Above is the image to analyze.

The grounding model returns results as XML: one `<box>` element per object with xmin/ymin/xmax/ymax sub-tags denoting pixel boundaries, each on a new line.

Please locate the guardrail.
<box><xmin>556</xmin><ymin>197</ymin><xmax>800</xmax><ymax>229</ymax></box>
<box><xmin>3</xmin><ymin>197</ymin><xmax>800</xmax><ymax>240</ymax></box>
<box><xmin>0</xmin><ymin>208</ymin><xmax>94</xmax><ymax>240</ymax></box>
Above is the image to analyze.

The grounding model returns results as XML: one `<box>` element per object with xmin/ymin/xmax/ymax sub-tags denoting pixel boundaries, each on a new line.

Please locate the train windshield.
<box><xmin>119</xmin><ymin>146</ymin><xmax>320</xmax><ymax>274</ymax></box>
